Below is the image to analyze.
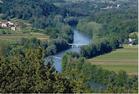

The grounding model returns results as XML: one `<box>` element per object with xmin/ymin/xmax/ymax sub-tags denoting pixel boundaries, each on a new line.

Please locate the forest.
<box><xmin>0</xmin><ymin>38</ymin><xmax>137</xmax><ymax>93</ymax></box>
<box><xmin>0</xmin><ymin>0</ymin><xmax>138</xmax><ymax>93</ymax></box>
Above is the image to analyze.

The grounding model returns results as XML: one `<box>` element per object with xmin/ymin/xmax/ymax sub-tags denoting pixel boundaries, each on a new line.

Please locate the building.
<box><xmin>0</xmin><ymin>21</ymin><xmax>7</xmax><ymax>28</ymax></box>
<box><xmin>0</xmin><ymin>21</ymin><xmax>17</xmax><ymax>31</ymax></box>
<box><xmin>128</xmin><ymin>38</ymin><xmax>135</xmax><ymax>46</ymax></box>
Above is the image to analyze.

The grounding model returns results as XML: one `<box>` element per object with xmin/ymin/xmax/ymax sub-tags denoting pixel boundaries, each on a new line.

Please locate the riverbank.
<box><xmin>52</xmin><ymin>29</ymin><xmax>91</xmax><ymax>72</ymax></box>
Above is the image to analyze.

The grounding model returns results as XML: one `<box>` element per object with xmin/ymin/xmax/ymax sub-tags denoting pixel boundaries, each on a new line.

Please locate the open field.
<box><xmin>0</xmin><ymin>32</ymin><xmax>49</xmax><ymax>42</ymax></box>
<box><xmin>88</xmin><ymin>45</ymin><xmax>138</xmax><ymax>75</ymax></box>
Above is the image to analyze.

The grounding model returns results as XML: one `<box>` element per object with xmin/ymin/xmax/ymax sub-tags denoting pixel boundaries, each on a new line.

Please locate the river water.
<box><xmin>53</xmin><ymin>29</ymin><xmax>91</xmax><ymax>72</ymax></box>
<box><xmin>47</xmin><ymin>29</ymin><xmax>106</xmax><ymax>90</ymax></box>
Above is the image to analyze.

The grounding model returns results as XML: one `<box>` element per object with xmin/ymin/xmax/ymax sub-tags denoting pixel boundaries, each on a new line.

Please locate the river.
<box><xmin>46</xmin><ymin>29</ymin><xmax>106</xmax><ymax>90</ymax></box>
<box><xmin>53</xmin><ymin>29</ymin><xmax>91</xmax><ymax>72</ymax></box>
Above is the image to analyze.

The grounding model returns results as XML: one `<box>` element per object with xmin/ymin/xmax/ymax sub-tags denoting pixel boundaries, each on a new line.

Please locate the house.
<box><xmin>0</xmin><ymin>21</ymin><xmax>8</xmax><ymax>28</ymax></box>
<box><xmin>128</xmin><ymin>38</ymin><xmax>135</xmax><ymax>46</ymax></box>
<box><xmin>0</xmin><ymin>21</ymin><xmax>18</xmax><ymax>31</ymax></box>
<box><xmin>7</xmin><ymin>21</ymin><xmax>17</xmax><ymax>31</ymax></box>
<box><xmin>7</xmin><ymin>21</ymin><xmax>14</xmax><ymax>26</ymax></box>
<box><xmin>116</xmin><ymin>4</ymin><xmax>120</xmax><ymax>8</ymax></box>
<box><xmin>101</xmin><ymin>6</ymin><xmax>113</xmax><ymax>10</ymax></box>
<box><xmin>11</xmin><ymin>26</ymin><xmax>16</xmax><ymax>31</ymax></box>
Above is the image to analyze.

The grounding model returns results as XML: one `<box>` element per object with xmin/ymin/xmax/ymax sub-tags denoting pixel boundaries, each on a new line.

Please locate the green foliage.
<box><xmin>62</xmin><ymin>53</ymin><xmax>92</xmax><ymax>92</ymax></box>
<box><xmin>0</xmin><ymin>0</ymin><xmax>138</xmax><ymax>93</ymax></box>
<box><xmin>129</xmin><ymin>32</ymin><xmax>138</xmax><ymax>39</ymax></box>
<box><xmin>80</xmin><ymin>38</ymin><xmax>119</xmax><ymax>58</ymax></box>
<box><xmin>45</xmin><ymin>44</ymin><xmax>57</xmax><ymax>56</ymax></box>
<box><xmin>91</xmin><ymin>8</ymin><xmax>137</xmax><ymax>42</ymax></box>
<box><xmin>76</xmin><ymin>7</ymin><xmax>138</xmax><ymax>59</ymax></box>
<box><xmin>77</xmin><ymin>21</ymin><xmax>103</xmax><ymax>38</ymax></box>
<box><xmin>0</xmin><ymin>45</ymin><xmax>74</xmax><ymax>93</ymax></box>
<box><xmin>64</xmin><ymin>17</ymin><xmax>78</xmax><ymax>26</ymax></box>
<box><xmin>0</xmin><ymin>29</ymin><xmax>14</xmax><ymax>35</ymax></box>
<box><xmin>0</xmin><ymin>0</ymin><xmax>71</xmax><ymax>30</ymax></box>
<box><xmin>17</xmin><ymin>38</ymin><xmax>42</xmax><ymax>48</ymax></box>
<box><xmin>129</xmin><ymin>32</ymin><xmax>138</xmax><ymax>45</ymax></box>
<box><xmin>62</xmin><ymin>53</ymin><xmax>138</xmax><ymax>93</ymax></box>
<box><xmin>1</xmin><ymin>0</ymin><xmax>57</xmax><ymax>20</ymax></box>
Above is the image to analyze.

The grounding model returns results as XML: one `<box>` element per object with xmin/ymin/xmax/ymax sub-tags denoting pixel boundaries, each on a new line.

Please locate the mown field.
<box><xmin>0</xmin><ymin>32</ymin><xmax>49</xmax><ymax>43</ymax></box>
<box><xmin>89</xmin><ymin>45</ymin><xmax>138</xmax><ymax>75</ymax></box>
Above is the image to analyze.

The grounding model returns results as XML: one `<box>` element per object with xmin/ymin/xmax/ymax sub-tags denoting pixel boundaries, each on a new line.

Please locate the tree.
<box><xmin>0</xmin><ymin>46</ymin><xmax>73</xmax><ymax>93</ymax></box>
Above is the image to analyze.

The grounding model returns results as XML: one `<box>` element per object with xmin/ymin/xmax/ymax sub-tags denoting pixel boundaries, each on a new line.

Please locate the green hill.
<box><xmin>0</xmin><ymin>0</ymin><xmax>57</xmax><ymax>19</ymax></box>
<box><xmin>0</xmin><ymin>0</ymin><xmax>66</xmax><ymax>29</ymax></box>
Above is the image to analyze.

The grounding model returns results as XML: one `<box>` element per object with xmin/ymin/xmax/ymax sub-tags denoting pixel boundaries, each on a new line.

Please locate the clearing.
<box><xmin>88</xmin><ymin>45</ymin><xmax>138</xmax><ymax>75</ymax></box>
<box><xmin>0</xmin><ymin>32</ymin><xmax>49</xmax><ymax>43</ymax></box>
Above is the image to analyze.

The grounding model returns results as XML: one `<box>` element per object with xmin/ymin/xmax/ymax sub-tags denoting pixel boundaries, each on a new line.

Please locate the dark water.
<box><xmin>53</xmin><ymin>29</ymin><xmax>91</xmax><ymax>72</ymax></box>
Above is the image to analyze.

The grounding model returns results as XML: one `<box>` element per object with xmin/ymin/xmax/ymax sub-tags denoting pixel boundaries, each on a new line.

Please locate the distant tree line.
<box><xmin>44</xmin><ymin>38</ymin><xmax>70</xmax><ymax>57</ymax></box>
<box><xmin>0</xmin><ymin>0</ymin><xmax>80</xmax><ymax>29</ymax></box>
<box><xmin>76</xmin><ymin>6</ymin><xmax>137</xmax><ymax>58</ymax></box>
<box><xmin>90</xmin><ymin>7</ymin><xmax>138</xmax><ymax>43</ymax></box>
<box><xmin>77</xmin><ymin>20</ymin><xmax>120</xmax><ymax>58</ymax></box>
<box><xmin>80</xmin><ymin>38</ymin><xmax>119</xmax><ymax>58</ymax></box>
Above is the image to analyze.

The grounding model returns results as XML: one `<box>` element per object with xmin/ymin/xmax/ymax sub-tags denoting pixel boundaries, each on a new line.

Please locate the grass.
<box><xmin>88</xmin><ymin>45</ymin><xmax>138</xmax><ymax>75</ymax></box>
<box><xmin>0</xmin><ymin>32</ymin><xmax>49</xmax><ymax>54</ymax></box>
<box><xmin>0</xmin><ymin>32</ymin><xmax>49</xmax><ymax>42</ymax></box>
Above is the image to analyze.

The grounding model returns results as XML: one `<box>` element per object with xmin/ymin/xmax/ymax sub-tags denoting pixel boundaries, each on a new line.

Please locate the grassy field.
<box><xmin>0</xmin><ymin>32</ymin><xmax>49</xmax><ymax>56</ymax></box>
<box><xmin>88</xmin><ymin>45</ymin><xmax>138</xmax><ymax>75</ymax></box>
<box><xmin>0</xmin><ymin>32</ymin><xmax>49</xmax><ymax>42</ymax></box>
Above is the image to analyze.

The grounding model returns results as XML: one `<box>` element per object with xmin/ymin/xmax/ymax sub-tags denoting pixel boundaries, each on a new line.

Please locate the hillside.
<box><xmin>0</xmin><ymin>0</ymin><xmax>138</xmax><ymax>93</ymax></box>
<box><xmin>0</xmin><ymin>0</ymin><xmax>57</xmax><ymax>19</ymax></box>
<box><xmin>0</xmin><ymin>0</ymin><xmax>67</xmax><ymax>29</ymax></box>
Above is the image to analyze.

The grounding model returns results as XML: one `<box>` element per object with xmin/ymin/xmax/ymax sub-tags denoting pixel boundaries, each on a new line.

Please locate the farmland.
<box><xmin>0</xmin><ymin>0</ymin><xmax>138</xmax><ymax>93</ymax></box>
<box><xmin>0</xmin><ymin>32</ymin><xmax>49</xmax><ymax>43</ymax></box>
<box><xmin>89</xmin><ymin>45</ymin><xmax>138</xmax><ymax>75</ymax></box>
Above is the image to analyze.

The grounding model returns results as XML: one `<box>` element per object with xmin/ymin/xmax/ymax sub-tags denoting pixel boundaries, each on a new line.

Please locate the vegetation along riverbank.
<box><xmin>0</xmin><ymin>0</ymin><xmax>138</xmax><ymax>93</ymax></box>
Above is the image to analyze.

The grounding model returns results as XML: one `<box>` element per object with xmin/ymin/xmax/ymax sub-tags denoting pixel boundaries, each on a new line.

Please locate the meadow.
<box><xmin>89</xmin><ymin>45</ymin><xmax>138</xmax><ymax>75</ymax></box>
<box><xmin>0</xmin><ymin>32</ymin><xmax>49</xmax><ymax>43</ymax></box>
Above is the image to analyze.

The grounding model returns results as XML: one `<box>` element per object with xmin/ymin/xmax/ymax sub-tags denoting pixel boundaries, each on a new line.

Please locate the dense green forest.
<box><xmin>0</xmin><ymin>0</ymin><xmax>75</xmax><ymax>55</ymax></box>
<box><xmin>0</xmin><ymin>38</ymin><xmax>137</xmax><ymax>93</ymax></box>
<box><xmin>77</xmin><ymin>1</ymin><xmax>137</xmax><ymax>58</ymax></box>
<box><xmin>0</xmin><ymin>0</ymin><xmax>138</xmax><ymax>93</ymax></box>
<box><xmin>0</xmin><ymin>42</ymin><xmax>73</xmax><ymax>93</ymax></box>
<box><xmin>62</xmin><ymin>52</ymin><xmax>138</xmax><ymax>93</ymax></box>
<box><xmin>0</xmin><ymin>0</ymin><xmax>73</xmax><ymax>35</ymax></box>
